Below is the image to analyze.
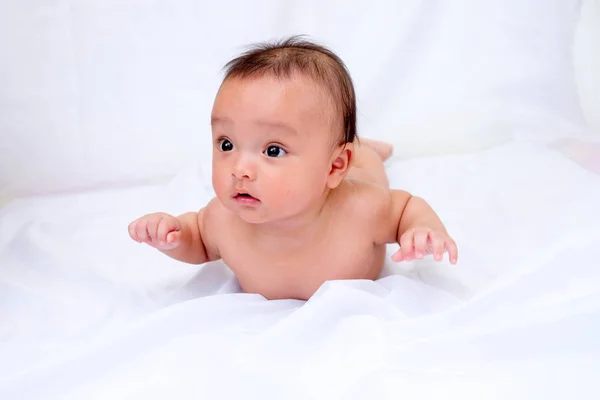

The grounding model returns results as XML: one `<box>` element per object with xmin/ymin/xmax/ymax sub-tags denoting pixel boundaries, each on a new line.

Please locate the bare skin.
<box><xmin>129</xmin><ymin>75</ymin><xmax>458</xmax><ymax>301</ymax></box>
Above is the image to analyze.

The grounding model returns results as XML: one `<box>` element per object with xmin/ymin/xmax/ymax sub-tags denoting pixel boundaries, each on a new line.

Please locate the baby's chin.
<box><xmin>236</xmin><ymin>212</ymin><xmax>271</xmax><ymax>225</ymax></box>
<box><xmin>231</xmin><ymin>205</ymin><xmax>295</xmax><ymax>226</ymax></box>
<box><xmin>219</xmin><ymin>199</ymin><xmax>271</xmax><ymax>224</ymax></box>
<box><xmin>218</xmin><ymin>195</ymin><xmax>305</xmax><ymax>225</ymax></box>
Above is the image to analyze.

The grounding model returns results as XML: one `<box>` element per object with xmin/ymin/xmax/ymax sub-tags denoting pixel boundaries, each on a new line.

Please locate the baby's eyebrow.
<box><xmin>211</xmin><ymin>116</ymin><xmax>232</xmax><ymax>126</ymax></box>
<box><xmin>211</xmin><ymin>116</ymin><xmax>298</xmax><ymax>136</ymax></box>
<box><xmin>254</xmin><ymin>119</ymin><xmax>298</xmax><ymax>136</ymax></box>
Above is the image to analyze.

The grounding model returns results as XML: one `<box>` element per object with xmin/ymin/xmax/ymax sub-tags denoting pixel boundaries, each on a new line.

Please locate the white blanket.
<box><xmin>1</xmin><ymin>136</ymin><xmax>600</xmax><ymax>399</ymax></box>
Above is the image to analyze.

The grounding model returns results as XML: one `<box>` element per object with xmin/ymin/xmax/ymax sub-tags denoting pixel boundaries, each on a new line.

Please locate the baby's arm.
<box><xmin>128</xmin><ymin>208</ymin><xmax>213</xmax><ymax>264</ymax></box>
<box><xmin>387</xmin><ymin>190</ymin><xmax>458</xmax><ymax>264</ymax></box>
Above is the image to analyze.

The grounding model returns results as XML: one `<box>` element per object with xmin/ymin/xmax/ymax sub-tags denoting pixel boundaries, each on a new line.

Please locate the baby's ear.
<box><xmin>327</xmin><ymin>142</ymin><xmax>353</xmax><ymax>189</ymax></box>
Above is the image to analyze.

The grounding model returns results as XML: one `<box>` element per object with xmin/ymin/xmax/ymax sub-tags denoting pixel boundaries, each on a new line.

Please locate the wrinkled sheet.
<box><xmin>1</xmin><ymin>135</ymin><xmax>600</xmax><ymax>399</ymax></box>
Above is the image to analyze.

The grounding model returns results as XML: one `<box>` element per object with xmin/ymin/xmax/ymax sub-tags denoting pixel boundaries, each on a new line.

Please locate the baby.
<box><xmin>128</xmin><ymin>36</ymin><xmax>458</xmax><ymax>301</ymax></box>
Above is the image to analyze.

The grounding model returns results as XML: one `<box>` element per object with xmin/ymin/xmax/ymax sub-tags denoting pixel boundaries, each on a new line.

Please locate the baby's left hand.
<box><xmin>392</xmin><ymin>227</ymin><xmax>458</xmax><ymax>264</ymax></box>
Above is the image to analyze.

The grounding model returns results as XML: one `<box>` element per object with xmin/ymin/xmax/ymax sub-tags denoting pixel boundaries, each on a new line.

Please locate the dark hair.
<box><xmin>222</xmin><ymin>35</ymin><xmax>357</xmax><ymax>145</ymax></box>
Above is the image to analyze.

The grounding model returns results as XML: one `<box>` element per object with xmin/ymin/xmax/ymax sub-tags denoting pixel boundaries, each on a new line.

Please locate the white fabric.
<box><xmin>574</xmin><ymin>0</ymin><xmax>600</xmax><ymax>133</ymax></box>
<box><xmin>2</xmin><ymin>1</ymin><xmax>600</xmax><ymax>398</ymax></box>
<box><xmin>0</xmin><ymin>0</ymin><xmax>589</xmax><ymax>201</ymax></box>
<box><xmin>2</xmin><ymin>134</ymin><xmax>600</xmax><ymax>399</ymax></box>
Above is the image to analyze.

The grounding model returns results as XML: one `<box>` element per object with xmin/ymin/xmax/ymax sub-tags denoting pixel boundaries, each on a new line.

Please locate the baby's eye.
<box><xmin>219</xmin><ymin>139</ymin><xmax>234</xmax><ymax>152</ymax></box>
<box><xmin>264</xmin><ymin>145</ymin><xmax>287</xmax><ymax>158</ymax></box>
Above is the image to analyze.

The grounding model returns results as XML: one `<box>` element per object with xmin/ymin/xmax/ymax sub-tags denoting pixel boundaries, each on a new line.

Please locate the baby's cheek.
<box><xmin>267</xmin><ymin>168</ymin><xmax>311</xmax><ymax>204</ymax></box>
<box><xmin>273</xmin><ymin>181</ymin><xmax>303</xmax><ymax>209</ymax></box>
<box><xmin>275</xmin><ymin>181</ymin><xmax>295</xmax><ymax>202</ymax></box>
<box><xmin>211</xmin><ymin>171</ymin><xmax>229</xmax><ymax>197</ymax></box>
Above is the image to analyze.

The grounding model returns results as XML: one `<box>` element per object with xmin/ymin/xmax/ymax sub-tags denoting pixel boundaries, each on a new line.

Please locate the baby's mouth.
<box><xmin>234</xmin><ymin>192</ymin><xmax>260</xmax><ymax>202</ymax></box>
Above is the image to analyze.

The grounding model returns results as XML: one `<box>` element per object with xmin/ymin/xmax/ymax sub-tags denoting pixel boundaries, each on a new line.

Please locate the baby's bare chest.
<box><xmin>216</xmin><ymin>225</ymin><xmax>386</xmax><ymax>300</ymax></box>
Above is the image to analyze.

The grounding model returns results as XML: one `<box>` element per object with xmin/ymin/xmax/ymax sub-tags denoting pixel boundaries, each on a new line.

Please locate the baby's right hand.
<box><xmin>128</xmin><ymin>213</ymin><xmax>182</xmax><ymax>250</ymax></box>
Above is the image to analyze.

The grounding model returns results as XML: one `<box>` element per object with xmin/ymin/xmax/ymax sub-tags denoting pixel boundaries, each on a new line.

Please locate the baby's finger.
<box><xmin>135</xmin><ymin>220</ymin><xmax>150</xmax><ymax>243</ymax></box>
<box><xmin>146</xmin><ymin>217</ymin><xmax>161</xmax><ymax>243</ymax></box>
<box><xmin>157</xmin><ymin>218</ymin><xmax>179</xmax><ymax>244</ymax></box>
<box><xmin>166</xmin><ymin>230</ymin><xmax>182</xmax><ymax>245</ymax></box>
<box><xmin>392</xmin><ymin>248</ymin><xmax>417</xmax><ymax>262</ymax></box>
<box><xmin>431</xmin><ymin>233</ymin><xmax>445</xmax><ymax>261</ymax></box>
<box><xmin>399</xmin><ymin>230</ymin><xmax>415</xmax><ymax>260</ymax></box>
<box><xmin>128</xmin><ymin>220</ymin><xmax>141</xmax><ymax>242</ymax></box>
<box><xmin>445</xmin><ymin>239</ymin><xmax>459</xmax><ymax>264</ymax></box>
<box><xmin>413</xmin><ymin>230</ymin><xmax>429</xmax><ymax>258</ymax></box>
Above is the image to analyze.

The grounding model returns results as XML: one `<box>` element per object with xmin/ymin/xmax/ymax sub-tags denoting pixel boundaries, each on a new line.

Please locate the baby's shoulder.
<box><xmin>335</xmin><ymin>181</ymin><xmax>400</xmax><ymax>244</ymax></box>
<box><xmin>332</xmin><ymin>180</ymin><xmax>393</xmax><ymax>221</ymax></box>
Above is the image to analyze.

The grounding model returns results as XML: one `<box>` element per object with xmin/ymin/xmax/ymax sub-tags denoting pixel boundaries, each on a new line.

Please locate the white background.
<box><xmin>0</xmin><ymin>0</ymin><xmax>598</xmax><ymax>203</ymax></box>
<box><xmin>575</xmin><ymin>0</ymin><xmax>600</xmax><ymax>132</ymax></box>
<box><xmin>2</xmin><ymin>2</ymin><xmax>600</xmax><ymax>397</ymax></box>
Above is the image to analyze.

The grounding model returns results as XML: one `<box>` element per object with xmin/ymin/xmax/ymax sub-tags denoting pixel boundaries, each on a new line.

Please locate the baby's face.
<box><xmin>210</xmin><ymin>74</ymin><xmax>340</xmax><ymax>224</ymax></box>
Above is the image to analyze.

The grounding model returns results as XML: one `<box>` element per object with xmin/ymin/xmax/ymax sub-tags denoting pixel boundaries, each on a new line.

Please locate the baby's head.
<box><xmin>211</xmin><ymin>36</ymin><xmax>357</xmax><ymax>224</ymax></box>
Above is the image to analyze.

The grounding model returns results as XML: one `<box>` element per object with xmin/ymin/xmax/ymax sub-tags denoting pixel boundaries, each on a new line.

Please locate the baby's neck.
<box><xmin>250</xmin><ymin>207</ymin><xmax>327</xmax><ymax>251</ymax></box>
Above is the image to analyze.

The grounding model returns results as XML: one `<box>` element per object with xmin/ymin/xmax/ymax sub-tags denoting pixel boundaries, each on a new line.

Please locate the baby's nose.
<box><xmin>232</xmin><ymin>155</ymin><xmax>257</xmax><ymax>181</ymax></box>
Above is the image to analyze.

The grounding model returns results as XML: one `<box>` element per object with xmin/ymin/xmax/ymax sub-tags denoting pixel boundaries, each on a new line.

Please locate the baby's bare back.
<box><xmin>205</xmin><ymin>181</ymin><xmax>393</xmax><ymax>300</ymax></box>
